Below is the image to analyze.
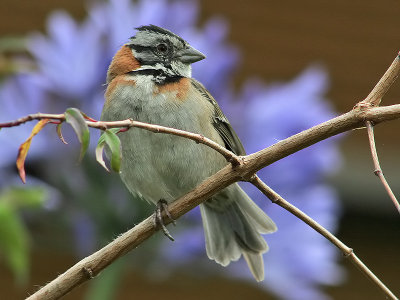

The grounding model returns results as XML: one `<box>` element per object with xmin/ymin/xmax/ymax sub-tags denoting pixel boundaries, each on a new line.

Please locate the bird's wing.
<box><xmin>191</xmin><ymin>78</ymin><xmax>246</xmax><ymax>156</ymax></box>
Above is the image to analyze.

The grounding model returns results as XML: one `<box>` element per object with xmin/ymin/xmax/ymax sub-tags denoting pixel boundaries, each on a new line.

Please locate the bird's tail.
<box><xmin>200</xmin><ymin>184</ymin><xmax>277</xmax><ymax>281</ymax></box>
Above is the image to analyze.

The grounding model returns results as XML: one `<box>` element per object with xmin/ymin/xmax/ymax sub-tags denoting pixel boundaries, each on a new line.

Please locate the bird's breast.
<box><xmin>101</xmin><ymin>76</ymin><xmax>225</xmax><ymax>203</ymax></box>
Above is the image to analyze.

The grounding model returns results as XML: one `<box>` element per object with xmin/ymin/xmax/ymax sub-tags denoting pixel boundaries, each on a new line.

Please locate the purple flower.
<box><xmin>27</xmin><ymin>10</ymin><xmax>107</xmax><ymax>119</ymax></box>
<box><xmin>0</xmin><ymin>1</ymin><xmax>344</xmax><ymax>299</ymax></box>
<box><xmin>0</xmin><ymin>74</ymin><xmax>46</xmax><ymax>167</ymax></box>
<box><xmin>233</xmin><ymin>66</ymin><xmax>342</xmax><ymax>191</ymax></box>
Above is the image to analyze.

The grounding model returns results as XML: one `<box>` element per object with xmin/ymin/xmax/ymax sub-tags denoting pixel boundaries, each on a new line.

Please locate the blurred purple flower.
<box><xmin>0</xmin><ymin>0</ymin><xmax>344</xmax><ymax>299</ymax></box>
<box><xmin>28</xmin><ymin>11</ymin><xmax>104</xmax><ymax>103</ymax></box>
<box><xmin>88</xmin><ymin>0</ymin><xmax>198</xmax><ymax>54</ymax></box>
<box><xmin>232</xmin><ymin>66</ymin><xmax>341</xmax><ymax>189</ymax></box>
<box><xmin>0</xmin><ymin>74</ymin><xmax>46</xmax><ymax>167</ymax></box>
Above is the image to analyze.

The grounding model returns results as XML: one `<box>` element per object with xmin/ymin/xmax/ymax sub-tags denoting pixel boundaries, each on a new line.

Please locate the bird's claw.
<box><xmin>154</xmin><ymin>199</ymin><xmax>176</xmax><ymax>241</ymax></box>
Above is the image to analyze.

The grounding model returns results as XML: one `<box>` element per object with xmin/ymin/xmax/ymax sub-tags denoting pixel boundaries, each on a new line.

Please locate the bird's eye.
<box><xmin>156</xmin><ymin>43</ymin><xmax>168</xmax><ymax>53</ymax></box>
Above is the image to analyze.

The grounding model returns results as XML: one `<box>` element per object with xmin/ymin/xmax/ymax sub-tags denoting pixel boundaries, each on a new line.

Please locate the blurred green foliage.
<box><xmin>0</xmin><ymin>187</ymin><xmax>47</xmax><ymax>284</ymax></box>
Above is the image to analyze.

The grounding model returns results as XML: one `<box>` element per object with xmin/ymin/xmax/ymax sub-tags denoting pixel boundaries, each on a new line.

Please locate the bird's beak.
<box><xmin>175</xmin><ymin>46</ymin><xmax>206</xmax><ymax>64</ymax></box>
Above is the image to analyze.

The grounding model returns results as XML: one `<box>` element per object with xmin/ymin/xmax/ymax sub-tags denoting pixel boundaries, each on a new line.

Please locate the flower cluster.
<box><xmin>0</xmin><ymin>0</ymin><xmax>343</xmax><ymax>299</ymax></box>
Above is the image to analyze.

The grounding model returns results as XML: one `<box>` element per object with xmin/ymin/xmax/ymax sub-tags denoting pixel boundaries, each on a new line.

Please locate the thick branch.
<box><xmin>241</xmin><ymin>104</ymin><xmax>400</xmax><ymax>178</ymax></box>
<box><xmin>250</xmin><ymin>175</ymin><xmax>397</xmax><ymax>300</ymax></box>
<box><xmin>25</xmin><ymin>104</ymin><xmax>400</xmax><ymax>300</ymax></box>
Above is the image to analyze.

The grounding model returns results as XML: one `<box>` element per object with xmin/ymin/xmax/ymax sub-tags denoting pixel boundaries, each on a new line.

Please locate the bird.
<box><xmin>101</xmin><ymin>25</ymin><xmax>277</xmax><ymax>282</ymax></box>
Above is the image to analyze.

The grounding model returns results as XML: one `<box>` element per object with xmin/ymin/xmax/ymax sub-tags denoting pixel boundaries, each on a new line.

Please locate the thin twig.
<box><xmin>249</xmin><ymin>175</ymin><xmax>398</xmax><ymax>300</ymax></box>
<box><xmin>0</xmin><ymin>116</ymin><xmax>242</xmax><ymax>166</ymax></box>
<box><xmin>91</xmin><ymin>119</ymin><xmax>242</xmax><ymax>166</ymax></box>
<box><xmin>0</xmin><ymin>113</ymin><xmax>65</xmax><ymax>127</ymax></box>
<box><xmin>360</xmin><ymin>53</ymin><xmax>400</xmax><ymax>107</ymax></box>
<box><xmin>366</xmin><ymin>121</ymin><xmax>400</xmax><ymax>214</ymax></box>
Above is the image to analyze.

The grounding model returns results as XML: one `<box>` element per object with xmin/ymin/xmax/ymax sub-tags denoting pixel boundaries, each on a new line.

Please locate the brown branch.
<box><xmin>241</xmin><ymin>104</ymin><xmax>400</xmax><ymax>178</ymax></box>
<box><xmin>359</xmin><ymin>53</ymin><xmax>400</xmax><ymax>107</ymax></box>
<box><xmin>24</xmin><ymin>104</ymin><xmax>400</xmax><ymax>300</ymax></box>
<box><xmin>249</xmin><ymin>175</ymin><xmax>398</xmax><ymax>300</ymax></box>
<box><xmin>366</xmin><ymin>121</ymin><xmax>400</xmax><ymax>214</ymax></box>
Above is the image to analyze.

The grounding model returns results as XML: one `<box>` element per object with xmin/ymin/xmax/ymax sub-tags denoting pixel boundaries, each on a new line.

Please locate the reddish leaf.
<box><xmin>80</xmin><ymin>111</ymin><xmax>98</xmax><ymax>122</ymax></box>
<box><xmin>56</xmin><ymin>123</ymin><xmax>68</xmax><ymax>145</ymax></box>
<box><xmin>16</xmin><ymin>119</ymin><xmax>50</xmax><ymax>183</ymax></box>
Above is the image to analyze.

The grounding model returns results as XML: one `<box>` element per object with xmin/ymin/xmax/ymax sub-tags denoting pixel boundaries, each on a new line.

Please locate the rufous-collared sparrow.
<box><xmin>101</xmin><ymin>25</ymin><xmax>277</xmax><ymax>281</ymax></box>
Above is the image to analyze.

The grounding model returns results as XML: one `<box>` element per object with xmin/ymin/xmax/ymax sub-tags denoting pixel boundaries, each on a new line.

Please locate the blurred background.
<box><xmin>0</xmin><ymin>0</ymin><xmax>399</xmax><ymax>299</ymax></box>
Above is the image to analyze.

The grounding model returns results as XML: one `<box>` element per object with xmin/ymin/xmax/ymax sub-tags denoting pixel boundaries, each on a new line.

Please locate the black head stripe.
<box><xmin>127</xmin><ymin>44</ymin><xmax>150</xmax><ymax>53</ymax></box>
<box><xmin>134</xmin><ymin>24</ymin><xmax>186</xmax><ymax>45</ymax></box>
<box><xmin>128</xmin><ymin>69</ymin><xmax>182</xmax><ymax>84</ymax></box>
<box><xmin>128</xmin><ymin>69</ymin><xmax>164</xmax><ymax>77</ymax></box>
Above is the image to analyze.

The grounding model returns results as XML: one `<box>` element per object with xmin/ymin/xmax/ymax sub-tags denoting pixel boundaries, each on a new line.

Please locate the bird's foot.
<box><xmin>154</xmin><ymin>199</ymin><xmax>176</xmax><ymax>241</ymax></box>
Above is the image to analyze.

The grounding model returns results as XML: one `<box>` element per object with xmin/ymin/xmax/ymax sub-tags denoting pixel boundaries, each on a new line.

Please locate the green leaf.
<box><xmin>95</xmin><ymin>142</ymin><xmax>109</xmax><ymax>172</ymax></box>
<box><xmin>104</xmin><ymin>130</ymin><xmax>122</xmax><ymax>172</ymax></box>
<box><xmin>65</xmin><ymin>108</ymin><xmax>90</xmax><ymax>161</ymax></box>
<box><xmin>0</xmin><ymin>202</ymin><xmax>29</xmax><ymax>285</ymax></box>
<box><xmin>96</xmin><ymin>129</ymin><xmax>122</xmax><ymax>173</ymax></box>
<box><xmin>0</xmin><ymin>186</ymin><xmax>47</xmax><ymax>284</ymax></box>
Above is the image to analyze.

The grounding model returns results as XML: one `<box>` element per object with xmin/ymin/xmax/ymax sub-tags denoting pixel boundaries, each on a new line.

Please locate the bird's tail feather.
<box><xmin>200</xmin><ymin>184</ymin><xmax>276</xmax><ymax>281</ymax></box>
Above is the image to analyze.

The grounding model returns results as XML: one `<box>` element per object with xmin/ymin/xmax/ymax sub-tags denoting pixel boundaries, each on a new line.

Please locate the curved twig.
<box><xmin>0</xmin><ymin>116</ymin><xmax>242</xmax><ymax>166</ymax></box>
<box><xmin>250</xmin><ymin>175</ymin><xmax>397</xmax><ymax>300</ymax></box>
<box><xmin>360</xmin><ymin>52</ymin><xmax>400</xmax><ymax>107</ymax></box>
<box><xmin>365</xmin><ymin>121</ymin><xmax>400</xmax><ymax>214</ymax></box>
